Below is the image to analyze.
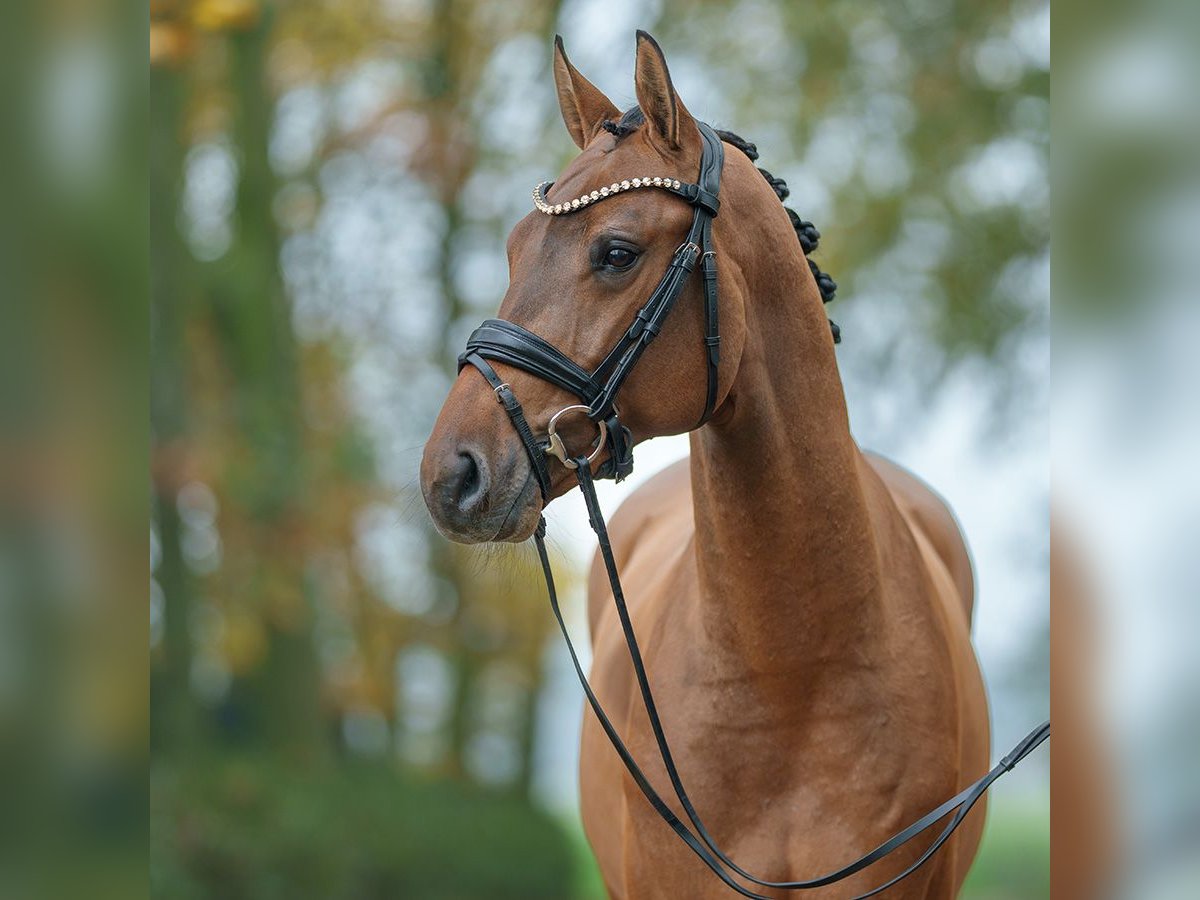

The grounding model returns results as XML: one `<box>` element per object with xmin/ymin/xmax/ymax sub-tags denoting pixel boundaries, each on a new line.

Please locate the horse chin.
<box><xmin>489</xmin><ymin>471</ymin><xmax>543</xmax><ymax>543</ymax></box>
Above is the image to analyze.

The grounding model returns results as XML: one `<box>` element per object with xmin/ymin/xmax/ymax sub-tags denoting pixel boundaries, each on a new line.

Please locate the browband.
<box><xmin>532</xmin><ymin>174</ymin><xmax>720</xmax><ymax>218</ymax></box>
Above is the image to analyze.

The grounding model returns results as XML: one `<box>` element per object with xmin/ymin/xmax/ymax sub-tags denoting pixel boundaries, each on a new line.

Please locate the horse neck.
<box><xmin>688</xmin><ymin>245</ymin><xmax>884</xmax><ymax>679</ymax></box>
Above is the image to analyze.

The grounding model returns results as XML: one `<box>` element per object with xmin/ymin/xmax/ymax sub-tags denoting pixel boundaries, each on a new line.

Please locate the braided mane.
<box><xmin>602</xmin><ymin>109</ymin><xmax>841</xmax><ymax>343</ymax></box>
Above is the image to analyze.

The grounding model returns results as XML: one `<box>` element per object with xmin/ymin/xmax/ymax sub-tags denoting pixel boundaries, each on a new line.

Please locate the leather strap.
<box><xmin>586</xmin><ymin>237</ymin><xmax>701</xmax><ymax>421</ymax></box>
<box><xmin>460</xmin><ymin>352</ymin><xmax>553</xmax><ymax>502</ymax></box>
<box><xmin>462</xmin><ymin>320</ymin><xmax>601</xmax><ymax>401</ymax></box>
<box><xmin>696</xmin><ymin>123</ymin><xmax>724</xmax><ymax>425</ymax></box>
<box><xmin>699</xmin><ymin>219</ymin><xmax>720</xmax><ymax>425</ymax></box>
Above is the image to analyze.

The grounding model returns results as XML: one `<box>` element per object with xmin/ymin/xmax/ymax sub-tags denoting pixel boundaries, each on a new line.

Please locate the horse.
<box><xmin>421</xmin><ymin>32</ymin><xmax>990</xmax><ymax>899</ymax></box>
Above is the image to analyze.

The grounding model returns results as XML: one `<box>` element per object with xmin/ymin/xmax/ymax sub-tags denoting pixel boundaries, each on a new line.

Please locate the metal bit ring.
<box><xmin>544</xmin><ymin>405</ymin><xmax>608</xmax><ymax>471</ymax></box>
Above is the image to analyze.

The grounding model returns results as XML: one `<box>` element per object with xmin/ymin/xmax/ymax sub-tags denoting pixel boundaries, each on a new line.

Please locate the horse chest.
<box><xmin>580</xmin><ymin>685</ymin><xmax>953</xmax><ymax>900</ymax></box>
<box><xmin>577</xmin><ymin>556</ymin><xmax>965</xmax><ymax>899</ymax></box>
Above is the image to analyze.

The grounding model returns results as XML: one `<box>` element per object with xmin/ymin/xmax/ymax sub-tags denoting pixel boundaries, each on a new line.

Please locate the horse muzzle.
<box><xmin>420</xmin><ymin>438</ymin><xmax>541</xmax><ymax>544</ymax></box>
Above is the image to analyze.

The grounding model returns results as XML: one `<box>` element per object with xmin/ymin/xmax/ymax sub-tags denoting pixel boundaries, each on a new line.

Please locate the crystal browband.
<box><xmin>532</xmin><ymin>177</ymin><xmax>685</xmax><ymax>215</ymax></box>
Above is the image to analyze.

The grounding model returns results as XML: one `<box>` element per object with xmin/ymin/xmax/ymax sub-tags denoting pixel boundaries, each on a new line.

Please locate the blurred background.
<box><xmin>142</xmin><ymin>0</ymin><xmax>1051</xmax><ymax>897</ymax></box>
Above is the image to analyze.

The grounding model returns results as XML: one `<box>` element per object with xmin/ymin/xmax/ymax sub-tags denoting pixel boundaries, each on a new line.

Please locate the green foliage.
<box><xmin>151</xmin><ymin>755</ymin><xmax>577</xmax><ymax>900</ymax></box>
<box><xmin>961</xmin><ymin>797</ymin><xmax>1050</xmax><ymax>899</ymax></box>
<box><xmin>566</xmin><ymin>824</ymin><xmax>608</xmax><ymax>900</ymax></box>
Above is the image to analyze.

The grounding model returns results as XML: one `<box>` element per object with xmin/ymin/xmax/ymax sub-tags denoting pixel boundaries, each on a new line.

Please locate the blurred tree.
<box><xmin>150</xmin><ymin>4</ymin><xmax>201</xmax><ymax>753</ymax></box>
<box><xmin>151</xmin><ymin>0</ymin><xmax>569</xmax><ymax>790</ymax></box>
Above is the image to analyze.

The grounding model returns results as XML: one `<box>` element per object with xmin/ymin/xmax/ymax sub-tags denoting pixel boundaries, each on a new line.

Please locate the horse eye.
<box><xmin>604</xmin><ymin>247</ymin><xmax>639</xmax><ymax>269</ymax></box>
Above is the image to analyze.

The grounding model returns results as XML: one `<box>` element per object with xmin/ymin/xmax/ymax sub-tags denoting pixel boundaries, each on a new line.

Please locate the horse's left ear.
<box><xmin>634</xmin><ymin>31</ymin><xmax>698</xmax><ymax>154</ymax></box>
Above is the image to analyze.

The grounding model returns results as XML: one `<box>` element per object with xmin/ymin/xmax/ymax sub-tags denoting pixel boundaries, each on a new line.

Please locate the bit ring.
<box><xmin>544</xmin><ymin>405</ymin><xmax>608</xmax><ymax>471</ymax></box>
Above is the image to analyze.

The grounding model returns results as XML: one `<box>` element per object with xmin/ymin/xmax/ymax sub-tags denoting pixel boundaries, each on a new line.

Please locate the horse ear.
<box><xmin>553</xmin><ymin>35</ymin><xmax>620</xmax><ymax>150</ymax></box>
<box><xmin>633</xmin><ymin>31</ymin><xmax>698</xmax><ymax>154</ymax></box>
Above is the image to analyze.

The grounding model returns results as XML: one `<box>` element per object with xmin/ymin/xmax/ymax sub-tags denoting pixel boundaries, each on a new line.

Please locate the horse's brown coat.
<box><xmin>421</xmin><ymin>32</ymin><xmax>990</xmax><ymax>899</ymax></box>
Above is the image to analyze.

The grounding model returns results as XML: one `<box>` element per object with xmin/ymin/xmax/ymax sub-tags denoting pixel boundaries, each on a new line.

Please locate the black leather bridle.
<box><xmin>456</xmin><ymin>122</ymin><xmax>1049</xmax><ymax>898</ymax></box>
<box><xmin>461</xmin><ymin>122</ymin><xmax>726</xmax><ymax>499</ymax></box>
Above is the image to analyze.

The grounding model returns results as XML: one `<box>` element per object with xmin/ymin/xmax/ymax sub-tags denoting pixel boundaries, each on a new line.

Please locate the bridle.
<box><xmin>456</xmin><ymin>122</ymin><xmax>1049</xmax><ymax>898</ymax></box>
<box><xmin>460</xmin><ymin>122</ymin><xmax>726</xmax><ymax>498</ymax></box>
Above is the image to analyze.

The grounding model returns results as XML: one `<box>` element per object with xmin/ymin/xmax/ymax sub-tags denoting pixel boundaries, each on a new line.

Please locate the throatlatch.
<box><xmin>457</xmin><ymin>121</ymin><xmax>1050</xmax><ymax>898</ymax></box>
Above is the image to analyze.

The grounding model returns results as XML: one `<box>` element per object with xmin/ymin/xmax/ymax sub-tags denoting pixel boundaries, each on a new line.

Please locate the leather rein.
<box><xmin>457</xmin><ymin>122</ymin><xmax>1050</xmax><ymax>898</ymax></box>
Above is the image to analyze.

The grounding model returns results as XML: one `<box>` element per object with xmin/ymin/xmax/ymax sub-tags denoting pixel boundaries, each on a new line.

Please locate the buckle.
<box><xmin>673</xmin><ymin>241</ymin><xmax>701</xmax><ymax>269</ymax></box>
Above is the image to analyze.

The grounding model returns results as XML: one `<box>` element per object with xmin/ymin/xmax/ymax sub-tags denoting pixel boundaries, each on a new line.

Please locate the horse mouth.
<box><xmin>490</xmin><ymin>468</ymin><xmax>542</xmax><ymax>543</ymax></box>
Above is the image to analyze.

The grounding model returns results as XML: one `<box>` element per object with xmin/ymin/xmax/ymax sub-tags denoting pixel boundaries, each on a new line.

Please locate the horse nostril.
<box><xmin>452</xmin><ymin>448</ymin><xmax>488</xmax><ymax>513</ymax></box>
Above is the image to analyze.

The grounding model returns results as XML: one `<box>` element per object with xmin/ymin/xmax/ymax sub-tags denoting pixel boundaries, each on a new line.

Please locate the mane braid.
<box><xmin>598</xmin><ymin>109</ymin><xmax>841</xmax><ymax>342</ymax></box>
<box><xmin>715</xmin><ymin>127</ymin><xmax>841</xmax><ymax>344</ymax></box>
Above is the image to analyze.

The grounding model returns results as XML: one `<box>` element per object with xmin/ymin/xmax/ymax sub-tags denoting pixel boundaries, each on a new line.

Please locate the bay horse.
<box><xmin>422</xmin><ymin>32</ymin><xmax>992</xmax><ymax>898</ymax></box>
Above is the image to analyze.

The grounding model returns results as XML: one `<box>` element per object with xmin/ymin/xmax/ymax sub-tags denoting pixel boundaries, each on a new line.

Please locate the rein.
<box><xmin>457</xmin><ymin>122</ymin><xmax>1050</xmax><ymax>897</ymax></box>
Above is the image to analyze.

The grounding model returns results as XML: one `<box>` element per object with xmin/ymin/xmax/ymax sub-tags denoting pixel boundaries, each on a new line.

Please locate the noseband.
<box><xmin>455</xmin><ymin>122</ymin><xmax>1048</xmax><ymax>898</ymax></box>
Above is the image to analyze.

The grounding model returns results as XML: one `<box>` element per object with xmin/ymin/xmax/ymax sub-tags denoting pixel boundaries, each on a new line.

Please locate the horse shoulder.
<box><xmin>585</xmin><ymin>456</ymin><xmax>694</xmax><ymax>640</ymax></box>
<box><xmin>865</xmin><ymin>452</ymin><xmax>977</xmax><ymax>627</ymax></box>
